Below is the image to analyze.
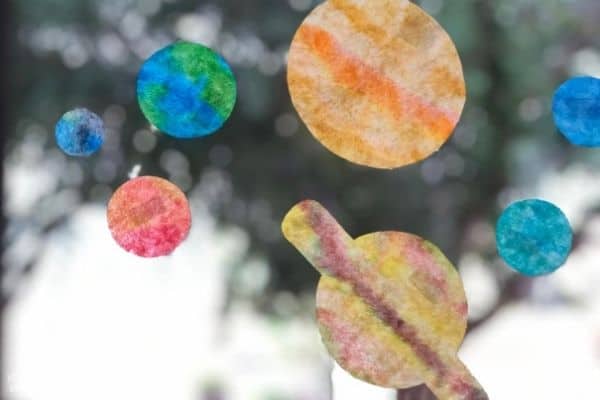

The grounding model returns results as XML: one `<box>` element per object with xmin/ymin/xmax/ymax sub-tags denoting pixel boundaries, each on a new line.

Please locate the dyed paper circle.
<box><xmin>107</xmin><ymin>176</ymin><xmax>191</xmax><ymax>258</ymax></box>
<box><xmin>287</xmin><ymin>0</ymin><xmax>466</xmax><ymax>169</ymax></box>
<box><xmin>282</xmin><ymin>201</ymin><xmax>488</xmax><ymax>399</ymax></box>
<box><xmin>496</xmin><ymin>199</ymin><xmax>572</xmax><ymax>276</ymax></box>
<box><xmin>552</xmin><ymin>76</ymin><xmax>600</xmax><ymax>147</ymax></box>
<box><xmin>55</xmin><ymin>108</ymin><xmax>104</xmax><ymax>156</ymax></box>
<box><xmin>137</xmin><ymin>41</ymin><xmax>237</xmax><ymax>138</ymax></box>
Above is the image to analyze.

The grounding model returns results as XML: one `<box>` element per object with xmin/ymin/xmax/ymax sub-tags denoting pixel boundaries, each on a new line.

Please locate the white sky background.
<box><xmin>5</xmin><ymin>203</ymin><xmax>330</xmax><ymax>400</ymax></box>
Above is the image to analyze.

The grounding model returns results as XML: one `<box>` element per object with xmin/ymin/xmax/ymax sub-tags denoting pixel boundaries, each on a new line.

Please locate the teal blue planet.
<box><xmin>496</xmin><ymin>199</ymin><xmax>572</xmax><ymax>276</ymax></box>
<box><xmin>553</xmin><ymin>76</ymin><xmax>600</xmax><ymax>147</ymax></box>
<box><xmin>137</xmin><ymin>41</ymin><xmax>237</xmax><ymax>139</ymax></box>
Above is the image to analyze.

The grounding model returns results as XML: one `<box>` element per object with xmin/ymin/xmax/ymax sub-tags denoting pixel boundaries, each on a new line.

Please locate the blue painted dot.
<box><xmin>552</xmin><ymin>76</ymin><xmax>600</xmax><ymax>147</ymax></box>
<box><xmin>55</xmin><ymin>108</ymin><xmax>104</xmax><ymax>156</ymax></box>
<box><xmin>496</xmin><ymin>199</ymin><xmax>572</xmax><ymax>276</ymax></box>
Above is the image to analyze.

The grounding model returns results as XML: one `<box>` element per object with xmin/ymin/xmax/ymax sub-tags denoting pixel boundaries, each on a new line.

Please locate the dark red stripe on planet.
<box><xmin>300</xmin><ymin>201</ymin><xmax>486</xmax><ymax>398</ymax></box>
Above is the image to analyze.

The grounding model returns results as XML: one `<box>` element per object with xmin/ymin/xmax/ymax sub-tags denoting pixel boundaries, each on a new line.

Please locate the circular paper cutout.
<box><xmin>496</xmin><ymin>199</ymin><xmax>572</xmax><ymax>276</ymax></box>
<box><xmin>107</xmin><ymin>176</ymin><xmax>191</xmax><ymax>258</ymax></box>
<box><xmin>137</xmin><ymin>41</ymin><xmax>237</xmax><ymax>138</ymax></box>
<box><xmin>55</xmin><ymin>108</ymin><xmax>104</xmax><ymax>156</ymax></box>
<box><xmin>553</xmin><ymin>76</ymin><xmax>600</xmax><ymax>147</ymax></box>
<box><xmin>287</xmin><ymin>0</ymin><xmax>466</xmax><ymax>169</ymax></box>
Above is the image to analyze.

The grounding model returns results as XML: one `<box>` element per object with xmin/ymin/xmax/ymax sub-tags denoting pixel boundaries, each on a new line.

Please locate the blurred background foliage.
<box><xmin>5</xmin><ymin>0</ymin><xmax>600</xmax><ymax>399</ymax></box>
<box><xmin>9</xmin><ymin>0</ymin><xmax>600</xmax><ymax>304</ymax></box>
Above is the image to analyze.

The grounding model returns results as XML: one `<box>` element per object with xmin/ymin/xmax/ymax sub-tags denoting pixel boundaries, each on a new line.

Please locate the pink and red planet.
<box><xmin>107</xmin><ymin>176</ymin><xmax>191</xmax><ymax>257</ymax></box>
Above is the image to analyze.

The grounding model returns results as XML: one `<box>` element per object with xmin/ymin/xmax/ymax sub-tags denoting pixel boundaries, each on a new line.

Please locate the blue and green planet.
<box><xmin>137</xmin><ymin>41</ymin><xmax>237</xmax><ymax>139</ymax></box>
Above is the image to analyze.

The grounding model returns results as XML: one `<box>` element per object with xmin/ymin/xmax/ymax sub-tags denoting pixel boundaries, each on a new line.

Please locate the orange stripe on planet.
<box><xmin>287</xmin><ymin>1</ymin><xmax>466</xmax><ymax>169</ymax></box>
<box><xmin>295</xmin><ymin>24</ymin><xmax>457</xmax><ymax>139</ymax></box>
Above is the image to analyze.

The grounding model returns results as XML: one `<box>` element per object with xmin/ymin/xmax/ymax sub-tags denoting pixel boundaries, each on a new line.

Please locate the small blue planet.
<box><xmin>496</xmin><ymin>199</ymin><xmax>572</xmax><ymax>276</ymax></box>
<box><xmin>55</xmin><ymin>108</ymin><xmax>104</xmax><ymax>156</ymax></box>
<box><xmin>552</xmin><ymin>76</ymin><xmax>600</xmax><ymax>147</ymax></box>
